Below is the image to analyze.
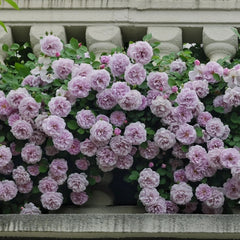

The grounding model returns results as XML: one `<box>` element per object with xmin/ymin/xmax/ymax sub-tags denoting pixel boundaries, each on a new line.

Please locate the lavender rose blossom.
<box><xmin>40</xmin><ymin>35</ymin><xmax>63</xmax><ymax>57</ymax></box>
<box><xmin>170</xmin><ymin>182</ymin><xmax>193</xmax><ymax>205</ymax></box>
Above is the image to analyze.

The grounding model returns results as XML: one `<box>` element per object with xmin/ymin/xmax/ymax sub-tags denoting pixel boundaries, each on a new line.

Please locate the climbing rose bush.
<box><xmin>0</xmin><ymin>33</ymin><xmax>240</xmax><ymax>214</ymax></box>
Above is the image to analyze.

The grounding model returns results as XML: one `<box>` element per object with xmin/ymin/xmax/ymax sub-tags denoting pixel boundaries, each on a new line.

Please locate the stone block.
<box><xmin>203</xmin><ymin>26</ymin><xmax>238</xmax><ymax>61</ymax></box>
<box><xmin>147</xmin><ymin>27</ymin><xmax>182</xmax><ymax>56</ymax></box>
<box><xmin>1</xmin><ymin>213</ymin><xmax>240</xmax><ymax>238</ymax></box>
<box><xmin>86</xmin><ymin>26</ymin><xmax>123</xmax><ymax>58</ymax></box>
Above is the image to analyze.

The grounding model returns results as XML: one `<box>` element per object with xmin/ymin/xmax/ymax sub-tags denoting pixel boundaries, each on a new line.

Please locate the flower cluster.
<box><xmin>0</xmin><ymin>33</ymin><xmax>240</xmax><ymax>214</ymax></box>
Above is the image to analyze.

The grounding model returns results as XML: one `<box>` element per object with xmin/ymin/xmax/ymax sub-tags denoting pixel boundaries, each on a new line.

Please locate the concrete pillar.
<box><xmin>147</xmin><ymin>27</ymin><xmax>182</xmax><ymax>57</ymax></box>
<box><xmin>203</xmin><ymin>27</ymin><xmax>238</xmax><ymax>61</ymax></box>
<box><xmin>0</xmin><ymin>26</ymin><xmax>13</xmax><ymax>64</ymax></box>
<box><xmin>86</xmin><ymin>26</ymin><xmax>123</xmax><ymax>59</ymax></box>
<box><xmin>30</xmin><ymin>25</ymin><xmax>67</xmax><ymax>56</ymax></box>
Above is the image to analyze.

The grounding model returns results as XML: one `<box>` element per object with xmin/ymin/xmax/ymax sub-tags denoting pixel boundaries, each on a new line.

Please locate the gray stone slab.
<box><xmin>0</xmin><ymin>213</ymin><xmax>240</xmax><ymax>239</ymax></box>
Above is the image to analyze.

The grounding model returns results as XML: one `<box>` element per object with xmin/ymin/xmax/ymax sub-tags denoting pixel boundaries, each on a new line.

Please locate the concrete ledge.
<box><xmin>0</xmin><ymin>213</ymin><xmax>240</xmax><ymax>239</ymax></box>
<box><xmin>2</xmin><ymin>0</ymin><xmax>240</xmax><ymax>27</ymax></box>
<box><xmin>3</xmin><ymin>0</ymin><xmax>240</xmax><ymax>10</ymax></box>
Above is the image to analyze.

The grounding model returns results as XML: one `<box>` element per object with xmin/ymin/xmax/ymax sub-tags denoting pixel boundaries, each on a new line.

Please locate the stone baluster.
<box><xmin>0</xmin><ymin>27</ymin><xmax>13</xmax><ymax>64</ymax></box>
<box><xmin>203</xmin><ymin>27</ymin><xmax>238</xmax><ymax>62</ymax></box>
<box><xmin>86</xmin><ymin>26</ymin><xmax>123</xmax><ymax>59</ymax></box>
<box><xmin>30</xmin><ymin>25</ymin><xmax>67</xmax><ymax>57</ymax></box>
<box><xmin>147</xmin><ymin>27</ymin><xmax>182</xmax><ymax>57</ymax></box>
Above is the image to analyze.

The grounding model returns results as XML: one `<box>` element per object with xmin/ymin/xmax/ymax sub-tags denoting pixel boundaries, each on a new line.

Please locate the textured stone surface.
<box><xmin>3</xmin><ymin>0</ymin><xmax>240</xmax><ymax>10</ymax></box>
<box><xmin>147</xmin><ymin>27</ymin><xmax>182</xmax><ymax>56</ymax></box>
<box><xmin>0</xmin><ymin>27</ymin><xmax>13</xmax><ymax>63</ymax></box>
<box><xmin>86</xmin><ymin>26</ymin><xmax>122</xmax><ymax>58</ymax></box>
<box><xmin>2</xmin><ymin>1</ymin><xmax>240</xmax><ymax>27</ymax></box>
<box><xmin>0</xmin><ymin>213</ymin><xmax>240</xmax><ymax>239</ymax></box>
<box><xmin>203</xmin><ymin>26</ymin><xmax>238</xmax><ymax>61</ymax></box>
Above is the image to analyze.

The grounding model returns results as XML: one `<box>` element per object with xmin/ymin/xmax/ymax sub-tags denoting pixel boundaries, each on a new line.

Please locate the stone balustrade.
<box><xmin>0</xmin><ymin>24</ymin><xmax>238</xmax><ymax>62</ymax></box>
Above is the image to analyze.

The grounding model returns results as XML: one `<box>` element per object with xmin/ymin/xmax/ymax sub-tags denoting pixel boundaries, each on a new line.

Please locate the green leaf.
<box><xmin>195</xmin><ymin>127</ymin><xmax>203</xmax><ymax>138</ymax></box>
<box><xmin>67</xmin><ymin>120</ymin><xmax>79</xmax><ymax>130</ymax></box>
<box><xmin>206</xmin><ymin>105</ymin><xmax>213</xmax><ymax>111</ymax></box>
<box><xmin>0</xmin><ymin>21</ymin><xmax>7</xmax><ymax>32</ymax></box>
<box><xmin>201</xmin><ymin>178</ymin><xmax>207</xmax><ymax>184</ymax></box>
<box><xmin>39</xmin><ymin>158</ymin><xmax>49</xmax><ymax>173</ymax></box>
<box><xmin>153</xmin><ymin>48</ymin><xmax>160</xmax><ymax>56</ymax></box>
<box><xmin>88</xmin><ymin>177</ymin><xmax>96</xmax><ymax>186</ymax></box>
<box><xmin>169</xmin><ymin>93</ymin><xmax>177</xmax><ymax>101</ymax></box>
<box><xmin>32</xmin><ymin>186</ymin><xmax>39</xmax><ymax>194</ymax></box>
<box><xmin>10</xmin><ymin>43</ymin><xmax>20</xmax><ymax>50</ymax></box>
<box><xmin>140</xmin><ymin>141</ymin><xmax>148</xmax><ymax>149</ymax></box>
<box><xmin>15</xmin><ymin>62</ymin><xmax>30</xmax><ymax>77</ymax></box>
<box><xmin>90</xmin><ymin>52</ymin><xmax>96</xmax><ymax>61</ymax></box>
<box><xmin>92</xmin><ymin>61</ymin><xmax>100</xmax><ymax>69</ymax></box>
<box><xmin>235</xmin><ymin>142</ymin><xmax>240</xmax><ymax>148</ymax></box>
<box><xmin>6</xmin><ymin>132</ymin><xmax>14</xmax><ymax>141</ymax></box>
<box><xmin>0</xmin><ymin>136</ymin><xmax>5</xmax><ymax>142</ymax></box>
<box><xmin>146</xmin><ymin>128</ymin><xmax>155</xmax><ymax>136</ymax></box>
<box><xmin>228</xmin><ymin>141</ymin><xmax>235</xmax><ymax>147</ymax></box>
<box><xmin>87</xmin><ymin>93</ymin><xmax>95</xmax><ymax>101</ymax></box>
<box><xmin>46</xmin><ymin>138</ymin><xmax>53</xmax><ymax>147</ymax></box>
<box><xmin>2</xmin><ymin>44</ymin><xmax>8</xmax><ymax>52</ymax></box>
<box><xmin>233</xmin><ymin>136</ymin><xmax>240</xmax><ymax>142</ymax></box>
<box><xmin>124</xmin><ymin>175</ymin><xmax>131</xmax><ymax>183</ymax></box>
<box><xmin>128</xmin><ymin>170</ymin><xmax>139</xmax><ymax>181</ymax></box>
<box><xmin>157</xmin><ymin>168</ymin><xmax>167</xmax><ymax>176</ymax></box>
<box><xmin>34</xmin><ymin>94</ymin><xmax>42</xmax><ymax>103</ymax></box>
<box><xmin>70</xmin><ymin>38</ymin><xmax>79</xmax><ymax>50</ymax></box>
<box><xmin>231</xmin><ymin>112</ymin><xmax>240</xmax><ymax>124</ymax></box>
<box><xmin>27</xmin><ymin>53</ymin><xmax>36</xmax><ymax>61</ymax></box>
<box><xmin>181</xmin><ymin>145</ymin><xmax>189</xmax><ymax>153</ymax></box>
<box><xmin>23</xmin><ymin>42</ymin><xmax>31</xmax><ymax>48</ymax></box>
<box><xmin>39</xmin><ymin>165</ymin><xmax>48</xmax><ymax>173</ymax></box>
<box><xmin>160</xmin><ymin>178</ymin><xmax>166</xmax><ymax>185</ymax></box>
<box><xmin>168</xmin><ymin>78</ymin><xmax>176</xmax><ymax>87</ymax></box>
<box><xmin>214</xmin><ymin>106</ymin><xmax>225</xmax><ymax>113</ymax></box>
<box><xmin>143</xmin><ymin>33</ymin><xmax>152</xmax><ymax>41</ymax></box>
<box><xmin>5</xmin><ymin>0</ymin><xmax>19</xmax><ymax>9</ymax></box>
<box><xmin>213</xmin><ymin>73</ymin><xmax>221</xmax><ymax>82</ymax></box>
<box><xmin>83</xmin><ymin>58</ymin><xmax>91</xmax><ymax>64</ymax></box>
<box><xmin>150</xmin><ymin>41</ymin><xmax>160</xmax><ymax>48</ymax></box>
<box><xmin>61</xmin><ymin>84</ymin><xmax>68</xmax><ymax>90</ymax></box>
<box><xmin>77</xmin><ymin>128</ymin><xmax>85</xmax><ymax>135</ymax></box>
<box><xmin>65</xmin><ymin>48</ymin><xmax>76</xmax><ymax>56</ymax></box>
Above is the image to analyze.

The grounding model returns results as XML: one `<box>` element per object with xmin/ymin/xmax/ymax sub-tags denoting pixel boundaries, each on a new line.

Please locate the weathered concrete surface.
<box><xmin>203</xmin><ymin>27</ymin><xmax>238</xmax><ymax>61</ymax></box>
<box><xmin>0</xmin><ymin>213</ymin><xmax>240</xmax><ymax>239</ymax></box>
<box><xmin>2</xmin><ymin>0</ymin><xmax>240</xmax><ymax>27</ymax></box>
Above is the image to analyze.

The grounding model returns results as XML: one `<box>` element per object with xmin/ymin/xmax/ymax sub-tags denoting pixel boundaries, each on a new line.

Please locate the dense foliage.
<box><xmin>0</xmin><ymin>33</ymin><xmax>240</xmax><ymax>214</ymax></box>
